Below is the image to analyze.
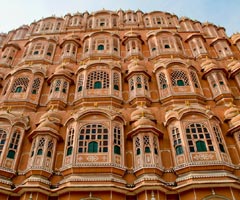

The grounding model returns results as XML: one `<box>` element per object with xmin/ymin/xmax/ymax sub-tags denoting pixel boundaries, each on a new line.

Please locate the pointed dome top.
<box><xmin>128</xmin><ymin>59</ymin><xmax>147</xmax><ymax>73</ymax></box>
<box><xmin>200</xmin><ymin>57</ymin><xmax>218</xmax><ymax>73</ymax></box>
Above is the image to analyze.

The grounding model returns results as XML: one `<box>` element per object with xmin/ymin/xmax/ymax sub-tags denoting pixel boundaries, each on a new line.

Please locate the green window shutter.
<box><xmin>176</xmin><ymin>146</ymin><xmax>183</xmax><ymax>155</ymax></box>
<box><xmin>114</xmin><ymin>145</ymin><xmax>121</xmax><ymax>155</ymax></box>
<box><xmin>145</xmin><ymin>147</ymin><xmax>151</xmax><ymax>153</ymax></box>
<box><xmin>67</xmin><ymin>147</ymin><xmax>72</xmax><ymax>156</ymax></box>
<box><xmin>88</xmin><ymin>141</ymin><xmax>98</xmax><ymax>153</ymax></box>
<box><xmin>15</xmin><ymin>86</ymin><xmax>22</xmax><ymax>93</ymax></box>
<box><xmin>37</xmin><ymin>149</ymin><xmax>43</xmax><ymax>155</ymax></box>
<box><xmin>97</xmin><ymin>45</ymin><xmax>104</xmax><ymax>50</ymax></box>
<box><xmin>114</xmin><ymin>85</ymin><xmax>119</xmax><ymax>90</ymax></box>
<box><xmin>177</xmin><ymin>79</ymin><xmax>185</xmax><ymax>86</ymax></box>
<box><xmin>94</xmin><ymin>81</ymin><xmax>102</xmax><ymax>89</ymax></box>
<box><xmin>196</xmin><ymin>141</ymin><xmax>207</xmax><ymax>152</ymax></box>
<box><xmin>7</xmin><ymin>150</ymin><xmax>15</xmax><ymax>159</ymax></box>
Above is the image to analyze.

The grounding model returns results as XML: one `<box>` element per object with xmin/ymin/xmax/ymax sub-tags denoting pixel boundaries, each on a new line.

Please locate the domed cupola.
<box><xmin>131</xmin><ymin>105</ymin><xmax>156</xmax><ymax>128</ymax></box>
<box><xmin>224</xmin><ymin>104</ymin><xmax>240</xmax><ymax>129</ymax></box>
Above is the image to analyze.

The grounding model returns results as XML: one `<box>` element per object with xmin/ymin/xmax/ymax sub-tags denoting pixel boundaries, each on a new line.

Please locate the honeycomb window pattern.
<box><xmin>86</xmin><ymin>71</ymin><xmax>109</xmax><ymax>89</ymax></box>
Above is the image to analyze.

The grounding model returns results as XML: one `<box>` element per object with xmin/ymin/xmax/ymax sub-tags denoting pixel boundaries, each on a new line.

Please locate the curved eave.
<box><xmin>127</xmin><ymin>125</ymin><xmax>163</xmax><ymax>139</ymax></box>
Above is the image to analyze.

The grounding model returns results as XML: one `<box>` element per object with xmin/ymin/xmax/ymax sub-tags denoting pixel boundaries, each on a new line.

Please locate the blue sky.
<box><xmin>0</xmin><ymin>0</ymin><xmax>239</xmax><ymax>36</ymax></box>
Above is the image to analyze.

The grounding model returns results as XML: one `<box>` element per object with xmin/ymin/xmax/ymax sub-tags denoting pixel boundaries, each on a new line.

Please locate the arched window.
<box><xmin>11</xmin><ymin>77</ymin><xmax>29</xmax><ymax>93</ymax></box>
<box><xmin>55</xmin><ymin>80</ymin><xmax>61</xmax><ymax>91</ymax></box>
<box><xmin>130</xmin><ymin>78</ymin><xmax>134</xmax><ymax>91</ymax></box>
<box><xmin>213</xmin><ymin>126</ymin><xmax>225</xmax><ymax>153</ymax></box>
<box><xmin>136</xmin><ymin>76</ymin><xmax>142</xmax><ymax>88</ymax></box>
<box><xmin>47</xmin><ymin>140</ymin><xmax>53</xmax><ymax>158</ymax></box>
<box><xmin>0</xmin><ymin>129</ymin><xmax>7</xmax><ymax>156</ymax></box>
<box><xmin>66</xmin><ymin>128</ymin><xmax>74</xmax><ymax>156</ymax></box>
<box><xmin>114</xmin><ymin>126</ymin><xmax>121</xmax><ymax>155</ymax></box>
<box><xmin>113</xmin><ymin>72</ymin><xmax>120</xmax><ymax>91</ymax></box>
<box><xmin>190</xmin><ymin>71</ymin><xmax>200</xmax><ymax>88</ymax></box>
<box><xmin>7</xmin><ymin>130</ymin><xmax>21</xmax><ymax>159</ymax></box>
<box><xmin>78</xmin><ymin>124</ymin><xmax>108</xmax><ymax>153</ymax></box>
<box><xmin>186</xmin><ymin>123</ymin><xmax>214</xmax><ymax>152</ymax></box>
<box><xmin>135</xmin><ymin>137</ymin><xmax>140</xmax><ymax>155</ymax></box>
<box><xmin>153</xmin><ymin>137</ymin><xmax>158</xmax><ymax>155</ymax></box>
<box><xmin>77</xmin><ymin>74</ymin><xmax>84</xmax><ymax>92</ymax></box>
<box><xmin>62</xmin><ymin>81</ymin><xmax>68</xmax><ymax>93</ymax></box>
<box><xmin>159</xmin><ymin>72</ymin><xmax>168</xmax><ymax>89</ymax></box>
<box><xmin>172</xmin><ymin>127</ymin><xmax>183</xmax><ymax>155</ymax></box>
<box><xmin>15</xmin><ymin>86</ymin><xmax>23</xmax><ymax>93</ymax></box>
<box><xmin>37</xmin><ymin>138</ymin><xmax>45</xmax><ymax>156</ymax></box>
<box><xmin>86</xmin><ymin>71</ymin><xmax>109</xmax><ymax>89</ymax></box>
<box><xmin>171</xmin><ymin>70</ymin><xmax>189</xmax><ymax>86</ymax></box>
<box><xmin>31</xmin><ymin>78</ymin><xmax>41</xmax><ymax>94</ymax></box>
<box><xmin>177</xmin><ymin>79</ymin><xmax>185</xmax><ymax>86</ymax></box>
<box><xmin>97</xmin><ymin>44</ymin><xmax>104</xmax><ymax>51</ymax></box>
<box><xmin>143</xmin><ymin>136</ymin><xmax>151</xmax><ymax>153</ymax></box>
<box><xmin>37</xmin><ymin>149</ymin><xmax>43</xmax><ymax>155</ymax></box>
<box><xmin>176</xmin><ymin>146</ymin><xmax>183</xmax><ymax>155</ymax></box>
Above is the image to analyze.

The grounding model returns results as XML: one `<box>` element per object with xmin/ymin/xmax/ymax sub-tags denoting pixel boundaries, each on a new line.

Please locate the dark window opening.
<box><xmin>7</xmin><ymin>150</ymin><xmax>15</xmax><ymax>159</ymax></box>
<box><xmin>176</xmin><ymin>146</ymin><xmax>183</xmax><ymax>155</ymax></box>
<box><xmin>97</xmin><ymin>44</ymin><xmax>104</xmax><ymax>51</ymax></box>
<box><xmin>137</xmin><ymin>84</ymin><xmax>142</xmax><ymax>88</ymax></box>
<box><xmin>137</xmin><ymin>148</ymin><xmax>141</xmax><ymax>155</ymax></box>
<box><xmin>177</xmin><ymin>79</ymin><xmax>185</xmax><ymax>86</ymax></box>
<box><xmin>88</xmin><ymin>141</ymin><xmax>98</xmax><ymax>153</ymax></box>
<box><xmin>15</xmin><ymin>86</ymin><xmax>23</xmax><ymax>93</ymax></box>
<box><xmin>114</xmin><ymin>145</ymin><xmax>121</xmax><ymax>155</ymax></box>
<box><xmin>67</xmin><ymin>147</ymin><xmax>72</xmax><ymax>156</ymax></box>
<box><xmin>219</xmin><ymin>144</ymin><xmax>225</xmax><ymax>153</ymax></box>
<box><xmin>196</xmin><ymin>141</ymin><xmax>207</xmax><ymax>152</ymax></box>
<box><xmin>47</xmin><ymin>151</ymin><xmax>52</xmax><ymax>158</ymax></box>
<box><xmin>94</xmin><ymin>81</ymin><xmax>102</xmax><ymax>89</ymax></box>
<box><xmin>114</xmin><ymin>85</ymin><xmax>119</xmax><ymax>90</ymax></box>
<box><xmin>37</xmin><ymin>149</ymin><xmax>43</xmax><ymax>155</ymax></box>
<box><xmin>164</xmin><ymin>44</ymin><xmax>170</xmax><ymax>48</ymax></box>
<box><xmin>152</xmin><ymin>47</ymin><xmax>156</xmax><ymax>52</ymax></box>
<box><xmin>78</xmin><ymin>86</ymin><xmax>82</xmax><ymax>92</ymax></box>
<box><xmin>145</xmin><ymin>147</ymin><xmax>151</xmax><ymax>153</ymax></box>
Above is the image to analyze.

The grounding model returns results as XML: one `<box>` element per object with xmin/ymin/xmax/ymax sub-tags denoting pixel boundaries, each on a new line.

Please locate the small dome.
<box><xmin>224</xmin><ymin>105</ymin><xmax>239</xmax><ymax>121</ymax></box>
<box><xmin>230</xmin><ymin>114</ymin><xmax>240</xmax><ymax>128</ymax></box>
<box><xmin>131</xmin><ymin>106</ymin><xmax>155</xmax><ymax>122</ymax></box>
<box><xmin>37</xmin><ymin>110</ymin><xmax>62</xmax><ymax>131</ymax></box>
<box><xmin>227</xmin><ymin>60</ymin><xmax>240</xmax><ymax>73</ymax></box>
<box><xmin>128</xmin><ymin>59</ymin><xmax>146</xmax><ymax>73</ymax></box>
<box><xmin>201</xmin><ymin>58</ymin><xmax>217</xmax><ymax>72</ymax></box>
<box><xmin>37</xmin><ymin>119</ymin><xmax>58</xmax><ymax>130</ymax></box>
<box><xmin>54</xmin><ymin>64</ymin><xmax>73</xmax><ymax>77</ymax></box>
<box><xmin>132</xmin><ymin>116</ymin><xmax>155</xmax><ymax>128</ymax></box>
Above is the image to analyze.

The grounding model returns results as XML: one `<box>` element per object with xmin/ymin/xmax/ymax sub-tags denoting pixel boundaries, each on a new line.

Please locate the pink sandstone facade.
<box><xmin>0</xmin><ymin>9</ymin><xmax>239</xmax><ymax>200</ymax></box>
